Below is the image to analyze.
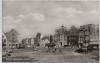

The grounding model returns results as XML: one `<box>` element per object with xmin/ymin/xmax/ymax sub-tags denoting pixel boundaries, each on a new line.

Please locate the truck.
<box><xmin>87</xmin><ymin>40</ymin><xmax>99</xmax><ymax>51</ymax></box>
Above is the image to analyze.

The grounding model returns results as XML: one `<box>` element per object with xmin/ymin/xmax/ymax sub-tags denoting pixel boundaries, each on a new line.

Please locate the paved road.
<box><xmin>3</xmin><ymin>47</ymin><xmax>99</xmax><ymax>63</ymax></box>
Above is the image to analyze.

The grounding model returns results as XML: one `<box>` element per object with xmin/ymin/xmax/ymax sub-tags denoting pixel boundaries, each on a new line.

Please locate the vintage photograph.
<box><xmin>2</xmin><ymin>0</ymin><xmax>99</xmax><ymax>63</ymax></box>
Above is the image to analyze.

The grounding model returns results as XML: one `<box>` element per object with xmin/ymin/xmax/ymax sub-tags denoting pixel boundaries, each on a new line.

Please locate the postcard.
<box><xmin>2</xmin><ymin>0</ymin><xmax>99</xmax><ymax>63</ymax></box>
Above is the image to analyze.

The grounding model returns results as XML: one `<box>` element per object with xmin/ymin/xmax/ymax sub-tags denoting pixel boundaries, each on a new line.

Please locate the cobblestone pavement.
<box><xmin>3</xmin><ymin>47</ymin><xmax>99</xmax><ymax>63</ymax></box>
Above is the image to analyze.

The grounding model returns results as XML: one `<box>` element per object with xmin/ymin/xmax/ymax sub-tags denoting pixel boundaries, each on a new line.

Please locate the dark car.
<box><xmin>75</xmin><ymin>47</ymin><xmax>88</xmax><ymax>54</ymax></box>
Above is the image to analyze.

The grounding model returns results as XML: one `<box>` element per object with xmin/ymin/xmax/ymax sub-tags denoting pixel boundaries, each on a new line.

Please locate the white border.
<box><xmin>1</xmin><ymin>0</ymin><xmax>99</xmax><ymax>63</ymax></box>
<box><xmin>99</xmin><ymin>0</ymin><xmax>100</xmax><ymax>63</ymax></box>
<box><xmin>0</xmin><ymin>0</ymin><xmax>2</xmax><ymax>63</ymax></box>
<box><xmin>2</xmin><ymin>0</ymin><xmax>99</xmax><ymax>1</ymax></box>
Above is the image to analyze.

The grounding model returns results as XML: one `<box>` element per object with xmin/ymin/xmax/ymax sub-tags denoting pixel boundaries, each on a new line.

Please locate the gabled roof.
<box><xmin>9</xmin><ymin>29</ymin><xmax>19</xmax><ymax>35</ymax></box>
<box><xmin>4</xmin><ymin>33</ymin><xmax>9</xmax><ymax>37</ymax></box>
<box><xmin>2</xmin><ymin>32</ymin><xmax>7</xmax><ymax>38</ymax></box>
<box><xmin>42</xmin><ymin>36</ymin><xmax>49</xmax><ymax>40</ymax></box>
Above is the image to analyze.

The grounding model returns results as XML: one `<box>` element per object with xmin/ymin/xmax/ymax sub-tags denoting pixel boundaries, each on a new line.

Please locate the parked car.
<box><xmin>87</xmin><ymin>41</ymin><xmax>99</xmax><ymax>51</ymax></box>
<box><xmin>27</xmin><ymin>45</ymin><xmax>31</xmax><ymax>47</ymax></box>
<box><xmin>63</xmin><ymin>45</ymin><xmax>69</xmax><ymax>47</ymax></box>
<box><xmin>7</xmin><ymin>49</ymin><xmax>13</xmax><ymax>53</ymax></box>
<box><xmin>17</xmin><ymin>45</ymin><xmax>25</xmax><ymax>49</ymax></box>
<box><xmin>2</xmin><ymin>51</ymin><xmax>11</xmax><ymax>57</ymax></box>
<box><xmin>33</xmin><ymin>47</ymin><xmax>38</xmax><ymax>51</ymax></box>
<box><xmin>75</xmin><ymin>47</ymin><xmax>88</xmax><ymax>54</ymax></box>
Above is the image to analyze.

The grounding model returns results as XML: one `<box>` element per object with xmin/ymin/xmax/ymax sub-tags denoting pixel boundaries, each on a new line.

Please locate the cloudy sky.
<box><xmin>2</xmin><ymin>1</ymin><xmax>99</xmax><ymax>38</ymax></box>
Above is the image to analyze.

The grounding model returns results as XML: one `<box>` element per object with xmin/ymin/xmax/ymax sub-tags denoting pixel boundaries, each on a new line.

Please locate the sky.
<box><xmin>2</xmin><ymin>1</ymin><xmax>99</xmax><ymax>39</ymax></box>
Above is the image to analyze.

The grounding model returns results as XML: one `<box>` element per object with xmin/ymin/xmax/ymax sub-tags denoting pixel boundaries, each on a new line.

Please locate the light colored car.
<box><xmin>27</xmin><ymin>45</ymin><xmax>31</xmax><ymax>47</ymax></box>
<box><xmin>7</xmin><ymin>49</ymin><xmax>13</xmax><ymax>53</ymax></box>
<box><xmin>88</xmin><ymin>41</ymin><xmax>99</xmax><ymax>51</ymax></box>
<box><xmin>33</xmin><ymin>48</ymin><xmax>38</xmax><ymax>51</ymax></box>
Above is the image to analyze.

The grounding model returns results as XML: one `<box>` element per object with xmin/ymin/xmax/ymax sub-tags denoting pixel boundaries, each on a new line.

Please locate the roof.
<box><xmin>4</xmin><ymin>33</ymin><xmax>9</xmax><ymax>37</ymax></box>
<box><xmin>42</xmin><ymin>36</ymin><xmax>49</xmax><ymax>40</ymax></box>
<box><xmin>9</xmin><ymin>29</ymin><xmax>19</xmax><ymax>35</ymax></box>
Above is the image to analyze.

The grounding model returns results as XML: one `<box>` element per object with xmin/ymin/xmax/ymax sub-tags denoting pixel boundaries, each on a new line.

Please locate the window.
<box><xmin>12</xmin><ymin>33</ymin><xmax>15</xmax><ymax>36</ymax></box>
<box><xmin>4</xmin><ymin>39</ymin><xmax>6</xmax><ymax>43</ymax></box>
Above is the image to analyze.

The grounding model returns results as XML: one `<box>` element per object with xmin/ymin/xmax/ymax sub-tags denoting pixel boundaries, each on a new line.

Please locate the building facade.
<box><xmin>68</xmin><ymin>26</ymin><xmax>79</xmax><ymax>48</ymax></box>
<box><xmin>54</xmin><ymin>25</ymin><xmax>68</xmax><ymax>47</ymax></box>
<box><xmin>2</xmin><ymin>33</ymin><xmax>8</xmax><ymax>49</ymax></box>
<box><xmin>4</xmin><ymin>29</ymin><xmax>19</xmax><ymax>49</ymax></box>
<box><xmin>78</xmin><ymin>24</ymin><xmax>99</xmax><ymax>48</ymax></box>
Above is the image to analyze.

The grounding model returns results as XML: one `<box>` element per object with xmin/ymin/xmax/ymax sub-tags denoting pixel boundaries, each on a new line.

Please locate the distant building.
<box><xmin>4</xmin><ymin>29</ymin><xmax>19</xmax><ymax>49</ymax></box>
<box><xmin>21</xmin><ymin>38</ymin><xmax>34</xmax><ymax>48</ymax></box>
<box><xmin>90</xmin><ymin>24</ymin><xmax>99</xmax><ymax>42</ymax></box>
<box><xmin>40</xmin><ymin>37</ymin><xmax>50</xmax><ymax>47</ymax></box>
<box><xmin>54</xmin><ymin>25</ymin><xmax>68</xmax><ymax>47</ymax></box>
<box><xmin>68</xmin><ymin>26</ymin><xmax>79</xmax><ymax>47</ymax></box>
<box><xmin>78</xmin><ymin>25</ymin><xmax>85</xmax><ymax>47</ymax></box>
<box><xmin>27</xmin><ymin>38</ymin><xmax>32</xmax><ymax>47</ymax></box>
<box><xmin>34</xmin><ymin>38</ymin><xmax>41</xmax><ymax>46</ymax></box>
<box><xmin>34</xmin><ymin>33</ymin><xmax>41</xmax><ymax>46</ymax></box>
<box><xmin>78</xmin><ymin>24</ymin><xmax>99</xmax><ymax>48</ymax></box>
<box><xmin>2</xmin><ymin>33</ymin><xmax>8</xmax><ymax>48</ymax></box>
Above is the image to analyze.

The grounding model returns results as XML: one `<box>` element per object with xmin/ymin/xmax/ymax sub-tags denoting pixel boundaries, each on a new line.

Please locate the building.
<box><xmin>21</xmin><ymin>38</ymin><xmax>34</xmax><ymax>48</ymax></box>
<box><xmin>78</xmin><ymin>25</ymin><xmax>85</xmax><ymax>48</ymax></box>
<box><xmin>34</xmin><ymin>37</ymin><xmax>40</xmax><ymax>46</ymax></box>
<box><xmin>68</xmin><ymin>26</ymin><xmax>79</xmax><ymax>47</ymax></box>
<box><xmin>34</xmin><ymin>33</ymin><xmax>41</xmax><ymax>46</ymax></box>
<box><xmin>54</xmin><ymin>25</ymin><xmax>68</xmax><ymax>47</ymax></box>
<box><xmin>4</xmin><ymin>29</ymin><xmax>19</xmax><ymax>49</ymax></box>
<box><xmin>40</xmin><ymin>36</ymin><xmax>50</xmax><ymax>47</ymax></box>
<box><xmin>90</xmin><ymin>24</ymin><xmax>99</xmax><ymax>42</ymax></box>
<box><xmin>27</xmin><ymin>38</ymin><xmax>33</xmax><ymax>47</ymax></box>
<box><xmin>78</xmin><ymin>24</ymin><xmax>99</xmax><ymax>48</ymax></box>
<box><xmin>2</xmin><ymin>33</ymin><xmax>8</xmax><ymax>49</ymax></box>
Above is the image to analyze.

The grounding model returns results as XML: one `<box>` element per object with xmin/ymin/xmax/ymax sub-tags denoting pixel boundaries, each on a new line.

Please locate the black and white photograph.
<box><xmin>2</xmin><ymin>0</ymin><xmax>99</xmax><ymax>63</ymax></box>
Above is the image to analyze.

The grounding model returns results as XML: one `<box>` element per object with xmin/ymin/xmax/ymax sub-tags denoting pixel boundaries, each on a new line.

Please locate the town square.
<box><xmin>2</xmin><ymin>1</ymin><xmax>99</xmax><ymax>63</ymax></box>
<box><xmin>2</xmin><ymin>24</ymin><xmax>99</xmax><ymax>63</ymax></box>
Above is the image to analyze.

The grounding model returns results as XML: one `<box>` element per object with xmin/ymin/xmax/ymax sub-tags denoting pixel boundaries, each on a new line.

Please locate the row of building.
<box><xmin>2</xmin><ymin>29</ymin><xmax>50</xmax><ymax>49</ymax></box>
<box><xmin>2</xmin><ymin>24</ymin><xmax>99</xmax><ymax>49</ymax></box>
<box><xmin>52</xmin><ymin>24</ymin><xmax>99</xmax><ymax>48</ymax></box>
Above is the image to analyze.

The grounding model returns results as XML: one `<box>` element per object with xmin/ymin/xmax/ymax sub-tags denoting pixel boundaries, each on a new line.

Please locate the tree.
<box><xmin>69</xmin><ymin>26</ymin><xmax>79</xmax><ymax>47</ymax></box>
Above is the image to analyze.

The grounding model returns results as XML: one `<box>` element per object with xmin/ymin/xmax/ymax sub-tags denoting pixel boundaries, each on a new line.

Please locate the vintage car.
<box><xmin>7</xmin><ymin>49</ymin><xmax>13</xmax><ymax>53</ymax></box>
<box><xmin>87</xmin><ymin>41</ymin><xmax>99</xmax><ymax>51</ymax></box>
<box><xmin>75</xmin><ymin>46</ymin><xmax>88</xmax><ymax>54</ymax></box>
